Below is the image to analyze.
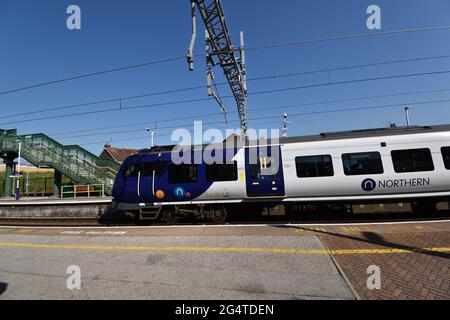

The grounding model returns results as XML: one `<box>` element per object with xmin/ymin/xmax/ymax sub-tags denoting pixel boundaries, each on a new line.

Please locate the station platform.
<box><xmin>0</xmin><ymin>197</ymin><xmax>112</xmax><ymax>206</ymax></box>
<box><xmin>0</xmin><ymin>197</ymin><xmax>112</xmax><ymax>220</ymax></box>
<box><xmin>0</xmin><ymin>219</ymin><xmax>448</xmax><ymax>300</ymax></box>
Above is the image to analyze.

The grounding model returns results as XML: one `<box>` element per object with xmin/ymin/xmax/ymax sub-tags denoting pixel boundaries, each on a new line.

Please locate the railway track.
<box><xmin>0</xmin><ymin>210</ymin><xmax>449</xmax><ymax>227</ymax></box>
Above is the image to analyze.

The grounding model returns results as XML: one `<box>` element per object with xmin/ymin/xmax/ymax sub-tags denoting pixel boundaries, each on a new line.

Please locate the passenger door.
<box><xmin>245</xmin><ymin>146</ymin><xmax>285</xmax><ymax>198</ymax></box>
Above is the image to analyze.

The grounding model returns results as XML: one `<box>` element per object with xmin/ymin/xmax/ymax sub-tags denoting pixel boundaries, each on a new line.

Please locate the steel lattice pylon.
<box><xmin>187</xmin><ymin>0</ymin><xmax>248</xmax><ymax>139</ymax></box>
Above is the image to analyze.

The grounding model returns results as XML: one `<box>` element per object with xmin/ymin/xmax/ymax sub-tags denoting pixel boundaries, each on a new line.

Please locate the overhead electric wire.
<box><xmin>57</xmin><ymin>96</ymin><xmax>450</xmax><ymax>142</ymax></box>
<box><xmin>1</xmin><ymin>85</ymin><xmax>207</xmax><ymax>120</ymax></box>
<box><xmin>3</xmin><ymin>53</ymin><xmax>450</xmax><ymax>120</ymax></box>
<box><xmin>48</xmin><ymin>86</ymin><xmax>450</xmax><ymax>138</ymax></box>
<box><xmin>0</xmin><ymin>56</ymin><xmax>186</xmax><ymax>97</ymax></box>
<box><xmin>3</xmin><ymin>67</ymin><xmax>450</xmax><ymax>127</ymax></box>
<box><xmin>1</xmin><ymin>24</ymin><xmax>450</xmax><ymax>97</ymax></box>
<box><xmin>246</xmin><ymin>24</ymin><xmax>450</xmax><ymax>51</ymax></box>
<box><xmin>249</xmin><ymin>97</ymin><xmax>450</xmax><ymax>122</ymax></box>
<box><xmin>0</xmin><ymin>97</ymin><xmax>212</xmax><ymax>126</ymax></box>
<box><xmin>77</xmin><ymin>94</ymin><xmax>450</xmax><ymax>147</ymax></box>
<box><xmin>79</xmin><ymin>136</ymin><xmax>450</xmax><ymax>149</ymax></box>
<box><xmin>76</xmin><ymin>120</ymin><xmax>277</xmax><ymax>147</ymax></box>
<box><xmin>249</xmin><ymin>69</ymin><xmax>450</xmax><ymax>97</ymax></box>
<box><xmin>249</xmin><ymin>54</ymin><xmax>450</xmax><ymax>81</ymax></box>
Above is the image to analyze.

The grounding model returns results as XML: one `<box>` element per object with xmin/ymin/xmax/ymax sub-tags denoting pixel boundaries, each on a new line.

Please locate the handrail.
<box><xmin>1</xmin><ymin>132</ymin><xmax>118</xmax><ymax>195</ymax></box>
<box><xmin>19</xmin><ymin>133</ymin><xmax>119</xmax><ymax>170</ymax></box>
<box><xmin>20</xmin><ymin>138</ymin><xmax>117</xmax><ymax>177</ymax></box>
<box><xmin>61</xmin><ymin>184</ymin><xmax>105</xmax><ymax>198</ymax></box>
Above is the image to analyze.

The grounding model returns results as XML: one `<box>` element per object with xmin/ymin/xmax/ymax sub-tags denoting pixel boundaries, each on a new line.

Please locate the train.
<box><xmin>111</xmin><ymin>124</ymin><xmax>450</xmax><ymax>223</ymax></box>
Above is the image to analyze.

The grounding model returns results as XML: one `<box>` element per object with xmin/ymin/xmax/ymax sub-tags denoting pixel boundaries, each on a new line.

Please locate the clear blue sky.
<box><xmin>1</xmin><ymin>0</ymin><xmax>450</xmax><ymax>155</ymax></box>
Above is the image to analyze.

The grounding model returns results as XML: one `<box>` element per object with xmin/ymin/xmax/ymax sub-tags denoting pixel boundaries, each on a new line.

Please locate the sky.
<box><xmin>1</xmin><ymin>0</ymin><xmax>450</xmax><ymax>155</ymax></box>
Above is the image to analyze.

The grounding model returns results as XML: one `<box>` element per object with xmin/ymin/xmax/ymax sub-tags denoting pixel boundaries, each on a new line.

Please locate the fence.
<box><xmin>61</xmin><ymin>184</ymin><xmax>105</xmax><ymax>199</ymax></box>
<box><xmin>0</xmin><ymin>177</ymin><xmax>55</xmax><ymax>197</ymax></box>
<box><xmin>0</xmin><ymin>175</ymin><xmax>78</xmax><ymax>196</ymax></box>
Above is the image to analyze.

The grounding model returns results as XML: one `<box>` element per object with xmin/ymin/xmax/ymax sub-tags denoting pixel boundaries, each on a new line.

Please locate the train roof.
<box><xmin>279</xmin><ymin>124</ymin><xmax>450</xmax><ymax>144</ymax></box>
<box><xmin>135</xmin><ymin>124</ymin><xmax>450</xmax><ymax>155</ymax></box>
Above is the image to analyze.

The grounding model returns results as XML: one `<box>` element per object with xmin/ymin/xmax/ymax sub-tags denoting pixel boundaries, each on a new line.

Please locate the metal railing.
<box><xmin>1</xmin><ymin>131</ymin><xmax>118</xmax><ymax>195</ymax></box>
<box><xmin>61</xmin><ymin>184</ymin><xmax>105</xmax><ymax>199</ymax></box>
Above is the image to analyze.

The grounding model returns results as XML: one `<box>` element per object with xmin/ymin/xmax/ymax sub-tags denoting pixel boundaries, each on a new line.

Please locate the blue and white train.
<box><xmin>111</xmin><ymin>124</ymin><xmax>450</xmax><ymax>222</ymax></box>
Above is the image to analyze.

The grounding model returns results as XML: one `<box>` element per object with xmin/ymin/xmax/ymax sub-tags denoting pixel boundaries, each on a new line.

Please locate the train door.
<box><xmin>245</xmin><ymin>145</ymin><xmax>285</xmax><ymax>198</ymax></box>
<box><xmin>134</xmin><ymin>161</ymin><xmax>167</xmax><ymax>203</ymax></box>
<box><xmin>119</xmin><ymin>162</ymin><xmax>145</xmax><ymax>203</ymax></box>
<box><xmin>134</xmin><ymin>163</ymin><xmax>151</xmax><ymax>203</ymax></box>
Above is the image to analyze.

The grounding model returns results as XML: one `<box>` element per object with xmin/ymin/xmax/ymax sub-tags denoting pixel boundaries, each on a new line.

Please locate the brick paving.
<box><xmin>319</xmin><ymin>229</ymin><xmax>450</xmax><ymax>300</ymax></box>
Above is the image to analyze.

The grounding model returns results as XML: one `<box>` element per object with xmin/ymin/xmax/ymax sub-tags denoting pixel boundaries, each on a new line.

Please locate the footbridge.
<box><xmin>0</xmin><ymin>129</ymin><xmax>119</xmax><ymax>197</ymax></box>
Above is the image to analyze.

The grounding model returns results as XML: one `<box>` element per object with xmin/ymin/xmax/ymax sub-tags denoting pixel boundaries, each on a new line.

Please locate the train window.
<box><xmin>295</xmin><ymin>155</ymin><xmax>334</xmax><ymax>178</ymax></box>
<box><xmin>168</xmin><ymin>164</ymin><xmax>198</xmax><ymax>183</ymax></box>
<box><xmin>124</xmin><ymin>163</ymin><xmax>139</xmax><ymax>177</ymax></box>
<box><xmin>206</xmin><ymin>162</ymin><xmax>238</xmax><ymax>182</ymax></box>
<box><xmin>342</xmin><ymin>152</ymin><xmax>384</xmax><ymax>175</ymax></box>
<box><xmin>442</xmin><ymin>147</ymin><xmax>450</xmax><ymax>170</ymax></box>
<box><xmin>249</xmin><ymin>163</ymin><xmax>260</xmax><ymax>180</ymax></box>
<box><xmin>124</xmin><ymin>162</ymin><xmax>168</xmax><ymax>177</ymax></box>
<box><xmin>391</xmin><ymin>148</ymin><xmax>434</xmax><ymax>173</ymax></box>
<box><xmin>142</xmin><ymin>162</ymin><xmax>168</xmax><ymax>176</ymax></box>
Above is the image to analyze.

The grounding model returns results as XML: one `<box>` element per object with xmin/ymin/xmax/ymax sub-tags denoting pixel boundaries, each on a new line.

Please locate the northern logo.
<box><xmin>361</xmin><ymin>178</ymin><xmax>376</xmax><ymax>192</ymax></box>
<box><xmin>361</xmin><ymin>177</ymin><xmax>431</xmax><ymax>192</ymax></box>
<box><xmin>174</xmin><ymin>187</ymin><xmax>186</xmax><ymax>199</ymax></box>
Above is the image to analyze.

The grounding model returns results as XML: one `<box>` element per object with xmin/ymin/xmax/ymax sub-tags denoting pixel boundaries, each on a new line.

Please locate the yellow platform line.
<box><xmin>0</xmin><ymin>242</ymin><xmax>449</xmax><ymax>255</ymax></box>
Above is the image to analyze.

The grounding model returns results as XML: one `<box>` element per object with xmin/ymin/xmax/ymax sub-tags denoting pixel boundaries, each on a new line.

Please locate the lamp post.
<box><xmin>405</xmin><ymin>106</ymin><xmax>411</xmax><ymax>127</ymax></box>
<box><xmin>145</xmin><ymin>128</ymin><xmax>158</xmax><ymax>148</ymax></box>
<box><xmin>13</xmin><ymin>140</ymin><xmax>22</xmax><ymax>200</ymax></box>
<box><xmin>282</xmin><ymin>112</ymin><xmax>291</xmax><ymax>138</ymax></box>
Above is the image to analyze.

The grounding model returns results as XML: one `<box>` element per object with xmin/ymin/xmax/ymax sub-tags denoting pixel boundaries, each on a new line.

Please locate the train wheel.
<box><xmin>162</xmin><ymin>207</ymin><xmax>179</xmax><ymax>224</ymax></box>
<box><xmin>211</xmin><ymin>208</ymin><xmax>227</xmax><ymax>224</ymax></box>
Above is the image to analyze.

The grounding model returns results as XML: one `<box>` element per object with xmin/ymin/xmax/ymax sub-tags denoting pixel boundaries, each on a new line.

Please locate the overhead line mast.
<box><xmin>187</xmin><ymin>0</ymin><xmax>248</xmax><ymax>139</ymax></box>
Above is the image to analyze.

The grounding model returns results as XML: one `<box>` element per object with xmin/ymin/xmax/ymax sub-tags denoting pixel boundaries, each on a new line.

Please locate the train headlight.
<box><xmin>155</xmin><ymin>189</ymin><xmax>165</xmax><ymax>199</ymax></box>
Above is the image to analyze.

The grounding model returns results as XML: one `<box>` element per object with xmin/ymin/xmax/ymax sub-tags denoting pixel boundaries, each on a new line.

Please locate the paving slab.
<box><xmin>0</xmin><ymin>233</ymin><xmax>355</xmax><ymax>300</ymax></box>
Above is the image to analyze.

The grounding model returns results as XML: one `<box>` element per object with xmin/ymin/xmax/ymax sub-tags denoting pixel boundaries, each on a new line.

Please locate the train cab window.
<box><xmin>124</xmin><ymin>163</ymin><xmax>140</xmax><ymax>177</ymax></box>
<box><xmin>391</xmin><ymin>148</ymin><xmax>434</xmax><ymax>173</ymax></box>
<box><xmin>206</xmin><ymin>162</ymin><xmax>238</xmax><ymax>182</ymax></box>
<box><xmin>342</xmin><ymin>152</ymin><xmax>384</xmax><ymax>175</ymax></box>
<box><xmin>168</xmin><ymin>164</ymin><xmax>198</xmax><ymax>183</ymax></box>
<box><xmin>295</xmin><ymin>155</ymin><xmax>334</xmax><ymax>178</ymax></box>
<box><xmin>442</xmin><ymin>147</ymin><xmax>450</xmax><ymax>170</ymax></box>
<box><xmin>124</xmin><ymin>162</ymin><xmax>167</xmax><ymax>177</ymax></box>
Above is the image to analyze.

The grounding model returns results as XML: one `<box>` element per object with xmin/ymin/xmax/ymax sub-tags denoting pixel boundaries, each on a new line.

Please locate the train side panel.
<box><xmin>195</xmin><ymin>148</ymin><xmax>247</xmax><ymax>201</ymax></box>
<box><xmin>281</xmin><ymin>131</ymin><xmax>450</xmax><ymax>201</ymax></box>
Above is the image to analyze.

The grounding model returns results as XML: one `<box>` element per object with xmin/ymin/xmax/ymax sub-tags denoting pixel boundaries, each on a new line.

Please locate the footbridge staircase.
<box><xmin>0</xmin><ymin>129</ymin><xmax>120</xmax><ymax>197</ymax></box>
